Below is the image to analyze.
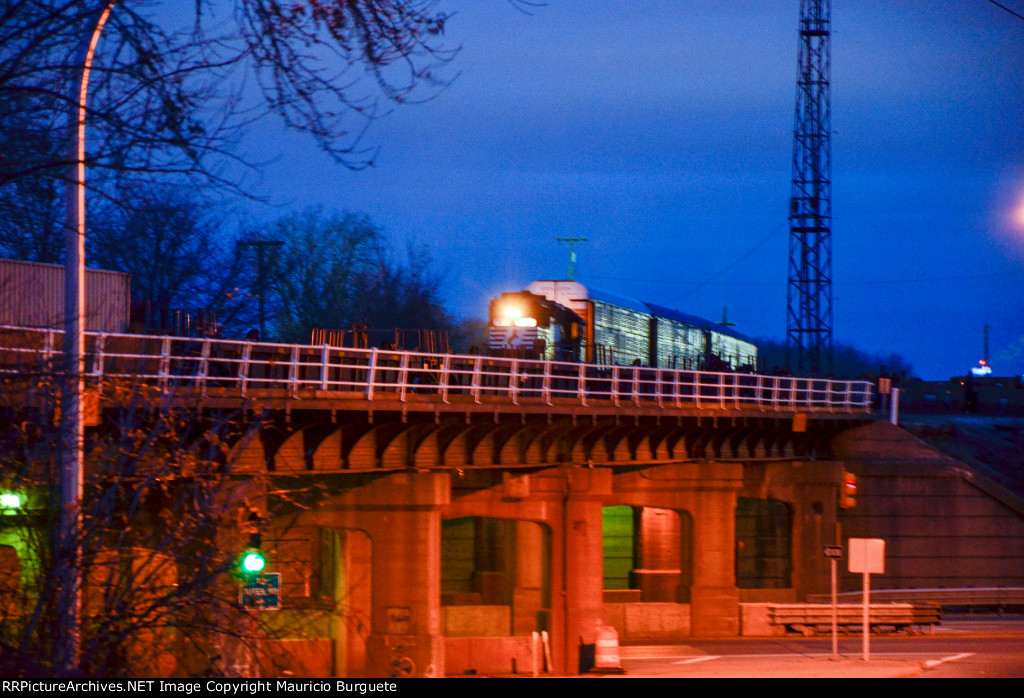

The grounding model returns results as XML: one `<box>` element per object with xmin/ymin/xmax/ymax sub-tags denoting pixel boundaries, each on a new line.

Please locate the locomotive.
<box><xmin>489</xmin><ymin>280</ymin><xmax>759</xmax><ymax>371</ymax></box>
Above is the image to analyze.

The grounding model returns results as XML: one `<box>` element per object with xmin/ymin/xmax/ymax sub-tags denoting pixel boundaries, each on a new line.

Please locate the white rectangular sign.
<box><xmin>848</xmin><ymin>538</ymin><xmax>885</xmax><ymax>574</ymax></box>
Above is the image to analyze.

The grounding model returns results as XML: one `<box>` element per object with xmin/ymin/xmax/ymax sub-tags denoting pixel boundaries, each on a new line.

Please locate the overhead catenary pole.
<box><xmin>557</xmin><ymin>237</ymin><xmax>586</xmax><ymax>281</ymax></box>
<box><xmin>59</xmin><ymin>1</ymin><xmax>116</xmax><ymax>675</ymax></box>
<box><xmin>238</xmin><ymin>239</ymin><xmax>284</xmax><ymax>340</ymax></box>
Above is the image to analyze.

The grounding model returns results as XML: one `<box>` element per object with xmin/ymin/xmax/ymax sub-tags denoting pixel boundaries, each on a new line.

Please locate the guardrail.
<box><xmin>0</xmin><ymin>325</ymin><xmax>874</xmax><ymax>413</ymax></box>
<box><xmin>770</xmin><ymin>603</ymin><xmax>941</xmax><ymax>635</ymax></box>
<box><xmin>807</xmin><ymin>587</ymin><xmax>1024</xmax><ymax>610</ymax></box>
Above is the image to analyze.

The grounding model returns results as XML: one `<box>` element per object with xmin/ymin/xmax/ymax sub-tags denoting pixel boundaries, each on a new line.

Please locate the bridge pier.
<box><xmin>610</xmin><ymin>462</ymin><xmax>744</xmax><ymax>636</ymax></box>
<box><xmin>278</xmin><ymin>460</ymin><xmax>767</xmax><ymax>675</ymax></box>
<box><xmin>559</xmin><ymin>467</ymin><xmax>613</xmax><ymax>673</ymax></box>
<box><xmin>299</xmin><ymin>470</ymin><xmax>450</xmax><ymax>678</ymax></box>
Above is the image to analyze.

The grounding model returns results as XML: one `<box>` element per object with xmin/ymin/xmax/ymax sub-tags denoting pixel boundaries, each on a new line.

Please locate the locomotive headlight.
<box><xmin>502</xmin><ymin>305</ymin><xmax>523</xmax><ymax>320</ymax></box>
<box><xmin>514</xmin><ymin>317</ymin><xmax>537</xmax><ymax>327</ymax></box>
<box><xmin>493</xmin><ymin>317</ymin><xmax>511</xmax><ymax>326</ymax></box>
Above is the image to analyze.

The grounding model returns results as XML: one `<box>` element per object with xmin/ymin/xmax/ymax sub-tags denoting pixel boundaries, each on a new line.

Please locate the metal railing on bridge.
<box><xmin>0</xmin><ymin>326</ymin><xmax>873</xmax><ymax>413</ymax></box>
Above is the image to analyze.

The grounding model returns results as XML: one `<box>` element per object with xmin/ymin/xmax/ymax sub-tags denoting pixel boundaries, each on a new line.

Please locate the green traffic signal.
<box><xmin>240</xmin><ymin>549</ymin><xmax>266</xmax><ymax>574</ymax></box>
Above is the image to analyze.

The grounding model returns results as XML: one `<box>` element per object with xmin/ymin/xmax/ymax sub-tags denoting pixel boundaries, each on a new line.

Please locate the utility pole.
<box><xmin>238</xmin><ymin>239</ymin><xmax>284</xmax><ymax>340</ymax></box>
<box><xmin>786</xmin><ymin>0</ymin><xmax>833</xmax><ymax>376</ymax></box>
<box><xmin>557</xmin><ymin>237</ymin><xmax>586</xmax><ymax>281</ymax></box>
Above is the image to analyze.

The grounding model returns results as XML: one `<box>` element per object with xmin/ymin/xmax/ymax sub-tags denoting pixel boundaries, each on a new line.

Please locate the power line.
<box><xmin>988</xmin><ymin>0</ymin><xmax>1024</xmax><ymax>23</ymax></box>
<box><xmin>583</xmin><ymin>270</ymin><xmax>1023</xmax><ymax>290</ymax></box>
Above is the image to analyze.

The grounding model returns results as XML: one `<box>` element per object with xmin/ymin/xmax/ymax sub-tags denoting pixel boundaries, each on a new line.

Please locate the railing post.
<box><xmin>399</xmin><ymin>352</ymin><xmax>410</xmax><ymax>402</ymax></box>
<box><xmin>44</xmin><ymin>329</ymin><xmax>55</xmax><ymax>368</ymax></box>
<box><xmin>366</xmin><ymin>348</ymin><xmax>378</xmax><ymax>401</ymax></box>
<box><xmin>198</xmin><ymin>340</ymin><xmax>210</xmax><ymax>398</ymax></box>
<box><xmin>289</xmin><ymin>345</ymin><xmax>300</xmax><ymax>398</ymax></box>
<box><xmin>239</xmin><ymin>342</ymin><xmax>251</xmax><ymax>397</ymax></box>
<box><xmin>92</xmin><ymin>333</ymin><xmax>105</xmax><ymax>380</ymax></box>
<box><xmin>320</xmin><ymin>344</ymin><xmax>330</xmax><ymax>391</ymax></box>
<box><xmin>471</xmin><ymin>357</ymin><xmax>482</xmax><ymax>404</ymax></box>
<box><xmin>510</xmin><ymin>360</ymin><xmax>520</xmax><ymax>405</ymax></box>
<box><xmin>578</xmin><ymin>363</ymin><xmax>587</xmax><ymax>406</ymax></box>
<box><xmin>543</xmin><ymin>361</ymin><xmax>552</xmax><ymax>405</ymax></box>
<box><xmin>440</xmin><ymin>355</ymin><xmax>451</xmax><ymax>404</ymax></box>
<box><xmin>612</xmin><ymin>366</ymin><xmax>620</xmax><ymax>407</ymax></box>
<box><xmin>159</xmin><ymin>337</ymin><xmax>171</xmax><ymax>391</ymax></box>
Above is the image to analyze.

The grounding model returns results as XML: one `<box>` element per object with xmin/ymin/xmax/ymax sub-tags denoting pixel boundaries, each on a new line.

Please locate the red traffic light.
<box><xmin>839</xmin><ymin>470</ymin><xmax>857</xmax><ymax>509</ymax></box>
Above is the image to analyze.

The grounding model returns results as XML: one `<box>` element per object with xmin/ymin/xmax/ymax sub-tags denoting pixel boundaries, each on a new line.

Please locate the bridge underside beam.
<box><xmin>222</xmin><ymin>407</ymin><xmax>867</xmax><ymax>474</ymax></box>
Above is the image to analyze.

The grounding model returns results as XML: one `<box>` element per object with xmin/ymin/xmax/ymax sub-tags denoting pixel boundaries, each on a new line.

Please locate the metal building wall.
<box><xmin>0</xmin><ymin>258</ymin><xmax>130</xmax><ymax>333</ymax></box>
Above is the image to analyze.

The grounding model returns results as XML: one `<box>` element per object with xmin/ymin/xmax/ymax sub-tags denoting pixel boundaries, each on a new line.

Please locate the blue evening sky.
<box><xmin>240</xmin><ymin>1</ymin><xmax>1024</xmax><ymax>380</ymax></box>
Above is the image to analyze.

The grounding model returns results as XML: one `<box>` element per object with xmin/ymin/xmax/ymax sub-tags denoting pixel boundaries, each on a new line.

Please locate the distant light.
<box><xmin>1014</xmin><ymin>194</ymin><xmax>1024</xmax><ymax>230</ymax></box>
<box><xmin>0</xmin><ymin>493</ymin><xmax>21</xmax><ymax>509</ymax></box>
<box><xmin>971</xmin><ymin>361</ymin><xmax>992</xmax><ymax>376</ymax></box>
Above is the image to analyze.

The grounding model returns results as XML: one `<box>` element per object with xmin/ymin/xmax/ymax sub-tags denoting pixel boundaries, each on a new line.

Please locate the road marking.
<box><xmin>673</xmin><ymin>655</ymin><xmax>721</xmax><ymax>665</ymax></box>
<box><xmin>923</xmin><ymin>652</ymin><xmax>974</xmax><ymax>668</ymax></box>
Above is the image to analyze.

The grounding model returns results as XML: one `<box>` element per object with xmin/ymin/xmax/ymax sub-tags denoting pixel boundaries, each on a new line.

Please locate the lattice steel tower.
<box><xmin>787</xmin><ymin>0</ymin><xmax>833</xmax><ymax>375</ymax></box>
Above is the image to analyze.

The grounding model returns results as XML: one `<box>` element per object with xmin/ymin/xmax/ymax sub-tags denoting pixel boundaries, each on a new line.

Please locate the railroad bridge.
<box><xmin>1</xmin><ymin>327</ymin><xmax>878</xmax><ymax>677</ymax></box>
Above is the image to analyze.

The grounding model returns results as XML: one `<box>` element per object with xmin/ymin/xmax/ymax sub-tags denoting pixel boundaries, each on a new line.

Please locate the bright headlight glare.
<box><xmin>514</xmin><ymin>318</ymin><xmax>537</xmax><ymax>327</ymax></box>
<box><xmin>502</xmin><ymin>305</ymin><xmax>523</xmax><ymax>319</ymax></box>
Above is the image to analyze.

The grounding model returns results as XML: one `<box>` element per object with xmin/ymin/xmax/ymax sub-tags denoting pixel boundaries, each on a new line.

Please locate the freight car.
<box><xmin>489</xmin><ymin>280</ymin><xmax>758</xmax><ymax>371</ymax></box>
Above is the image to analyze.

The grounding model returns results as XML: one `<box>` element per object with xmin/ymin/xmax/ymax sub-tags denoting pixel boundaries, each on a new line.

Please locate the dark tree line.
<box><xmin>246</xmin><ymin>207</ymin><xmax>453</xmax><ymax>343</ymax></box>
<box><xmin>78</xmin><ymin>190</ymin><xmax>454</xmax><ymax>343</ymax></box>
<box><xmin>755</xmin><ymin>336</ymin><xmax>916</xmax><ymax>379</ymax></box>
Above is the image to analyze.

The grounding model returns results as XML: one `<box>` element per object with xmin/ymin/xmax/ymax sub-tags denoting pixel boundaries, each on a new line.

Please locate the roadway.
<box><xmin>601</xmin><ymin>616</ymin><xmax>1024</xmax><ymax>678</ymax></box>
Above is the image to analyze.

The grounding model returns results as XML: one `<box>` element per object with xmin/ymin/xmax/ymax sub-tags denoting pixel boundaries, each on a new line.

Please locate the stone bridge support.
<box><xmin>444</xmin><ymin>466</ymin><xmax>613</xmax><ymax>675</ymax></box>
<box><xmin>293</xmin><ymin>470</ymin><xmax>450</xmax><ymax>678</ymax></box>
<box><xmin>610</xmin><ymin>463</ymin><xmax>744</xmax><ymax>636</ymax></box>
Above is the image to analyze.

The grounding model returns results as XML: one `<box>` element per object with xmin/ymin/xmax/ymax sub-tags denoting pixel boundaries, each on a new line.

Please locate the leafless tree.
<box><xmin>249</xmin><ymin>207</ymin><xmax>452</xmax><ymax>343</ymax></box>
<box><xmin>0</xmin><ymin>0</ymin><xmax>461</xmax><ymax>262</ymax></box>
<box><xmin>0</xmin><ymin>359</ymin><xmax>328</xmax><ymax>677</ymax></box>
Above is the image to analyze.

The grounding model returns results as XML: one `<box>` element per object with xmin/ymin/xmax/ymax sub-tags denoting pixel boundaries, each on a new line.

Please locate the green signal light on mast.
<box><xmin>241</xmin><ymin>549</ymin><xmax>266</xmax><ymax>574</ymax></box>
<box><xmin>0</xmin><ymin>493</ymin><xmax>21</xmax><ymax>510</ymax></box>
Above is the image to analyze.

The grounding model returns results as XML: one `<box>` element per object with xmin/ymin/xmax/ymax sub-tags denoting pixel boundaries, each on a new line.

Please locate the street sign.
<box><xmin>848</xmin><ymin>538</ymin><xmax>885</xmax><ymax>574</ymax></box>
<box><xmin>240</xmin><ymin>572</ymin><xmax>280</xmax><ymax>610</ymax></box>
<box><xmin>848</xmin><ymin>538</ymin><xmax>886</xmax><ymax>661</ymax></box>
<box><xmin>824</xmin><ymin>545</ymin><xmax>842</xmax><ymax>559</ymax></box>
